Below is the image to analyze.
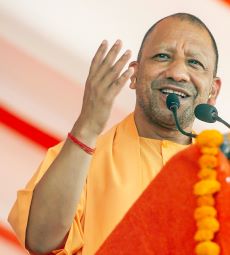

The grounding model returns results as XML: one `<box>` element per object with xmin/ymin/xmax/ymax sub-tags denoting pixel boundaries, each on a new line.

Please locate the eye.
<box><xmin>152</xmin><ymin>53</ymin><xmax>170</xmax><ymax>61</ymax></box>
<box><xmin>188</xmin><ymin>59</ymin><xmax>205</xmax><ymax>69</ymax></box>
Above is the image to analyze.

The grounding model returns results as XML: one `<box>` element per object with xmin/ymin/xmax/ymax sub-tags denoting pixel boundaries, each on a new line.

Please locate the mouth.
<box><xmin>159</xmin><ymin>88</ymin><xmax>190</xmax><ymax>99</ymax></box>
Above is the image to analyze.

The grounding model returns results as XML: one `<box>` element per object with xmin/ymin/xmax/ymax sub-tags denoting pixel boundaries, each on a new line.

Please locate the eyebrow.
<box><xmin>152</xmin><ymin>45</ymin><xmax>208</xmax><ymax>60</ymax></box>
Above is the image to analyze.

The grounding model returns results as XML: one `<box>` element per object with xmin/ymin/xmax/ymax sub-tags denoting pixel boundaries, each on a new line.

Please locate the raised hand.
<box><xmin>17</xmin><ymin>40</ymin><xmax>134</xmax><ymax>255</ymax></box>
<box><xmin>78</xmin><ymin>40</ymin><xmax>134</xmax><ymax>135</ymax></box>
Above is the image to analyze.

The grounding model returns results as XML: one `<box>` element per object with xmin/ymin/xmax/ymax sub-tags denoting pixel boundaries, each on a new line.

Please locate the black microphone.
<box><xmin>194</xmin><ymin>104</ymin><xmax>230</xmax><ymax>128</ymax></box>
<box><xmin>166</xmin><ymin>93</ymin><xmax>196</xmax><ymax>138</ymax></box>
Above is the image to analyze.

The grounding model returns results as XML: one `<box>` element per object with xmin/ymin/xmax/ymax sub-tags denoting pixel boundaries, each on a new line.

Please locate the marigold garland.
<box><xmin>194</xmin><ymin>130</ymin><xmax>223</xmax><ymax>255</ymax></box>
<box><xmin>194</xmin><ymin>206</ymin><xmax>217</xmax><ymax>220</ymax></box>
<box><xmin>197</xmin><ymin>195</ymin><xmax>215</xmax><ymax>207</ymax></box>
<box><xmin>198</xmin><ymin>168</ymin><xmax>217</xmax><ymax>180</ymax></box>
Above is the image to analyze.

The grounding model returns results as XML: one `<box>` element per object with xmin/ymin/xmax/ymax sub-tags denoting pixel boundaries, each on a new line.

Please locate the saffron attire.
<box><xmin>8</xmin><ymin>113</ymin><xmax>189</xmax><ymax>255</ymax></box>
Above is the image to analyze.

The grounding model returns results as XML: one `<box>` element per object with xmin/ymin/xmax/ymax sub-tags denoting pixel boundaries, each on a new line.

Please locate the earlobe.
<box><xmin>130</xmin><ymin>76</ymin><xmax>137</xmax><ymax>89</ymax></box>
<box><xmin>207</xmin><ymin>77</ymin><xmax>222</xmax><ymax>105</ymax></box>
<box><xmin>129</xmin><ymin>61</ymin><xmax>138</xmax><ymax>89</ymax></box>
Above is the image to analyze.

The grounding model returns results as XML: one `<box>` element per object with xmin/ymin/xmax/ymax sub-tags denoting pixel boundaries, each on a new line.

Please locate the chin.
<box><xmin>148</xmin><ymin>113</ymin><xmax>177</xmax><ymax>129</ymax></box>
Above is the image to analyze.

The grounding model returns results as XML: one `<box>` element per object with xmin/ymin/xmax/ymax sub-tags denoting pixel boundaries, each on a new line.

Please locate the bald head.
<box><xmin>137</xmin><ymin>13</ymin><xmax>218</xmax><ymax>76</ymax></box>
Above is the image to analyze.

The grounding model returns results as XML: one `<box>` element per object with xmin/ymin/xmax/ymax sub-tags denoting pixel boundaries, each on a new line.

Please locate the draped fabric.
<box><xmin>8</xmin><ymin>113</ymin><xmax>189</xmax><ymax>255</ymax></box>
<box><xmin>96</xmin><ymin>146</ymin><xmax>230</xmax><ymax>255</ymax></box>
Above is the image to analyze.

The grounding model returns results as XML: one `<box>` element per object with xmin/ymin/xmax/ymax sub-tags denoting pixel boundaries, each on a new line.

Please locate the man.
<box><xmin>8</xmin><ymin>13</ymin><xmax>221</xmax><ymax>255</ymax></box>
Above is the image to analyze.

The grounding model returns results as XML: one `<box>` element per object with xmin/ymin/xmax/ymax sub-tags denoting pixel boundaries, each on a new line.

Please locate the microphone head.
<box><xmin>194</xmin><ymin>104</ymin><xmax>218</xmax><ymax>123</ymax></box>
<box><xmin>166</xmin><ymin>93</ymin><xmax>180</xmax><ymax>111</ymax></box>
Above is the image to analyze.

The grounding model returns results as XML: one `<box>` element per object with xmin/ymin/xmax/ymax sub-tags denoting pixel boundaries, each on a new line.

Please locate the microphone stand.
<box><xmin>170</xmin><ymin>106</ymin><xmax>197</xmax><ymax>138</ymax></box>
<box><xmin>166</xmin><ymin>93</ymin><xmax>196</xmax><ymax>139</ymax></box>
<box><xmin>215</xmin><ymin>115</ymin><xmax>230</xmax><ymax>128</ymax></box>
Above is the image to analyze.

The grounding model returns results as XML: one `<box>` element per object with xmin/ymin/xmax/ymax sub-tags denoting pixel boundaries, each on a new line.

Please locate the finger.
<box><xmin>102</xmin><ymin>49</ymin><xmax>132</xmax><ymax>86</ymax></box>
<box><xmin>108</xmin><ymin>67</ymin><xmax>134</xmax><ymax>98</ymax></box>
<box><xmin>94</xmin><ymin>40</ymin><xmax>123</xmax><ymax>80</ymax></box>
<box><xmin>88</xmin><ymin>40</ymin><xmax>108</xmax><ymax>77</ymax></box>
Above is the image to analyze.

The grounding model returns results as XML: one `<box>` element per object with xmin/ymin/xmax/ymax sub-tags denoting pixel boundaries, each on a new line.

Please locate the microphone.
<box><xmin>194</xmin><ymin>104</ymin><xmax>230</xmax><ymax>128</ymax></box>
<box><xmin>166</xmin><ymin>93</ymin><xmax>196</xmax><ymax>138</ymax></box>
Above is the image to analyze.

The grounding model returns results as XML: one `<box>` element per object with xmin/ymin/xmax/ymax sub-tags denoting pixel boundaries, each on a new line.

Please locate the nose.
<box><xmin>163</xmin><ymin>59</ymin><xmax>190</xmax><ymax>83</ymax></box>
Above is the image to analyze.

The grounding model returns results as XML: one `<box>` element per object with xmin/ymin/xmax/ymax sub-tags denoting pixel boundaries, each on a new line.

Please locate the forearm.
<box><xmin>26</xmin><ymin>123</ymin><xmax>97</xmax><ymax>254</ymax></box>
<box><xmin>25</xmin><ymin>39</ymin><xmax>133</xmax><ymax>254</ymax></box>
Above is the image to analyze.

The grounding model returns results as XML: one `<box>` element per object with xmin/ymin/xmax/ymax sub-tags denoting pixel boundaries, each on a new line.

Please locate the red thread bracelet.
<box><xmin>67</xmin><ymin>132</ymin><xmax>95</xmax><ymax>155</ymax></box>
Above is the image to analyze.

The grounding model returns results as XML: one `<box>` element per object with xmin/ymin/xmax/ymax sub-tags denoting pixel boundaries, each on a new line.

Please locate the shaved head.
<box><xmin>137</xmin><ymin>13</ymin><xmax>218</xmax><ymax>76</ymax></box>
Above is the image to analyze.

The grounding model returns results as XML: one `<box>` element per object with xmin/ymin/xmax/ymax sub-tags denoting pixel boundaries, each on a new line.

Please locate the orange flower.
<box><xmin>197</xmin><ymin>217</ymin><xmax>220</xmax><ymax>232</ymax></box>
<box><xmin>199</xmin><ymin>154</ymin><xmax>218</xmax><ymax>168</ymax></box>
<box><xmin>196</xmin><ymin>130</ymin><xmax>223</xmax><ymax>147</ymax></box>
<box><xmin>194</xmin><ymin>180</ymin><xmax>221</xmax><ymax>196</ymax></box>
<box><xmin>195</xmin><ymin>241</ymin><xmax>220</xmax><ymax>255</ymax></box>
<box><xmin>198</xmin><ymin>168</ymin><xmax>217</xmax><ymax>180</ymax></box>
<box><xmin>194</xmin><ymin>229</ymin><xmax>214</xmax><ymax>242</ymax></box>
<box><xmin>201</xmin><ymin>147</ymin><xmax>219</xmax><ymax>155</ymax></box>
<box><xmin>197</xmin><ymin>195</ymin><xmax>215</xmax><ymax>207</ymax></box>
<box><xmin>194</xmin><ymin>206</ymin><xmax>217</xmax><ymax>220</ymax></box>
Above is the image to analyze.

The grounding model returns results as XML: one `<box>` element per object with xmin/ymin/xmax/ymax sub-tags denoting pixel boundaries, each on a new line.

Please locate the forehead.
<box><xmin>142</xmin><ymin>17</ymin><xmax>215</xmax><ymax>59</ymax></box>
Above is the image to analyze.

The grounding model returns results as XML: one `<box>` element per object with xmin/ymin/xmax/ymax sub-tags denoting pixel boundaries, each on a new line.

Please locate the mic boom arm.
<box><xmin>170</xmin><ymin>106</ymin><xmax>197</xmax><ymax>138</ymax></box>
<box><xmin>166</xmin><ymin>93</ymin><xmax>197</xmax><ymax>139</ymax></box>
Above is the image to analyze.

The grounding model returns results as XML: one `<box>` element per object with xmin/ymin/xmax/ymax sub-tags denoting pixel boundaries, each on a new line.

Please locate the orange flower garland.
<box><xmin>194</xmin><ymin>130</ymin><xmax>223</xmax><ymax>255</ymax></box>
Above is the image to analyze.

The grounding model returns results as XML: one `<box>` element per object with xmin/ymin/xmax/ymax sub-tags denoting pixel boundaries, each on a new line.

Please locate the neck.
<box><xmin>134</xmin><ymin>109</ymin><xmax>193</xmax><ymax>145</ymax></box>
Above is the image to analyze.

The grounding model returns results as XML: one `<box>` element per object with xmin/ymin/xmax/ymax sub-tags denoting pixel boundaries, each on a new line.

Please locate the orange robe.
<box><xmin>8</xmin><ymin>113</ymin><xmax>189</xmax><ymax>254</ymax></box>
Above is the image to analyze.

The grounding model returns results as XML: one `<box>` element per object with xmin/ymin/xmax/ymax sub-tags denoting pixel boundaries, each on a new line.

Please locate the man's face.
<box><xmin>132</xmin><ymin>18</ymin><xmax>221</xmax><ymax>130</ymax></box>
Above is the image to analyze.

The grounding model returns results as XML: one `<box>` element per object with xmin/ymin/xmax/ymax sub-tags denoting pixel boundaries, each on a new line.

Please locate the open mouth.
<box><xmin>160</xmin><ymin>88</ymin><xmax>189</xmax><ymax>99</ymax></box>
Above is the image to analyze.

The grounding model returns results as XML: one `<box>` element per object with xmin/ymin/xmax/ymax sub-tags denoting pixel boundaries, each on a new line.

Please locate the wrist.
<box><xmin>71</xmin><ymin>118</ymin><xmax>99</xmax><ymax>147</ymax></box>
<box><xmin>67</xmin><ymin>132</ymin><xmax>95</xmax><ymax>155</ymax></box>
<box><xmin>74</xmin><ymin>114</ymin><xmax>104</xmax><ymax>136</ymax></box>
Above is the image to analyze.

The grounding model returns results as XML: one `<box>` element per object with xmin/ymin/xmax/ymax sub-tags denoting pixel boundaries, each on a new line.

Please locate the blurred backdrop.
<box><xmin>1</xmin><ymin>0</ymin><xmax>230</xmax><ymax>253</ymax></box>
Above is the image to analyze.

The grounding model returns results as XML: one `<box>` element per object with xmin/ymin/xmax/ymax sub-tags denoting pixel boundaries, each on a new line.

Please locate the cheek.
<box><xmin>192</xmin><ymin>75</ymin><xmax>212</xmax><ymax>97</ymax></box>
<box><xmin>136</xmin><ymin>83</ymin><xmax>150</xmax><ymax>99</ymax></box>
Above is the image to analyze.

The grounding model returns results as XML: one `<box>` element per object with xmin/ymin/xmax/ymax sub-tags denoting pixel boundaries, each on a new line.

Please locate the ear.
<box><xmin>129</xmin><ymin>61</ymin><xmax>139</xmax><ymax>89</ymax></box>
<box><xmin>207</xmin><ymin>77</ymin><xmax>222</xmax><ymax>105</ymax></box>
